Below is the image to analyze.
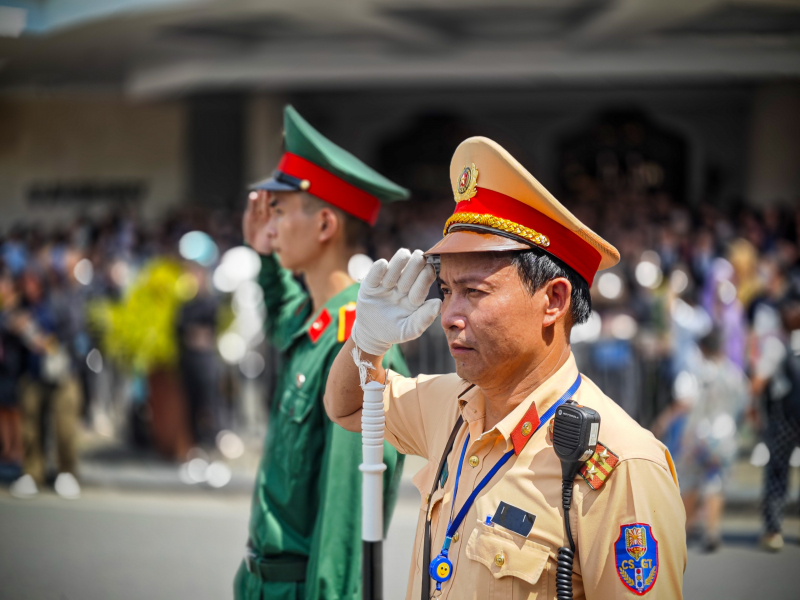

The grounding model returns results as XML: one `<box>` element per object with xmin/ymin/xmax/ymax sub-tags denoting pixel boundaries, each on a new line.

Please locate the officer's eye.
<box><xmin>440</xmin><ymin>286</ymin><xmax>451</xmax><ymax>295</ymax></box>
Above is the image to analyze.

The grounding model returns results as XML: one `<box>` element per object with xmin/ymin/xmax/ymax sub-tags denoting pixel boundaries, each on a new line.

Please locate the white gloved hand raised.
<box><xmin>350</xmin><ymin>248</ymin><xmax>442</xmax><ymax>357</ymax></box>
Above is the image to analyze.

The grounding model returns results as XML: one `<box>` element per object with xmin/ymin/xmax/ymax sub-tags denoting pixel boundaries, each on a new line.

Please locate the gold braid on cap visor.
<box><xmin>444</xmin><ymin>213</ymin><xmax>551</xmax><ymax>248</ymax></box>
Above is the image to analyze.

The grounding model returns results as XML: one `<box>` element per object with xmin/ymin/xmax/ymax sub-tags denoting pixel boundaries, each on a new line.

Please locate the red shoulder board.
<box><xmin>308</xmin><ymin>308</ymin><xmax>332</xmax><ymax>343</ymax></box>
<box><xmin>337</xmin><ymin>302</ymin><xmax>357</xmax><ymax>343</ymax></box>
<box><xmin>579</xmin><ymin>442</ymin><xmax>619</xmax><ymax>490</ymax></box>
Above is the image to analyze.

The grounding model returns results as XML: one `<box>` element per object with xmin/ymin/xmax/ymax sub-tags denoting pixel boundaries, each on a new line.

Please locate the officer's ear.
<box><xmin>541</xmin><ymin>277</ymin><xmax>572</xmax><ymax>329</ymax></box>
<box><xmin>317</xmin><ymin>207</ymin><xmax>342</xmax><ymax>244</ymax></box>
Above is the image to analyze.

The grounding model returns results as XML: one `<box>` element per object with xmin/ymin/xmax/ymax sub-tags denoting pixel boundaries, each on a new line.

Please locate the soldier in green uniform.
<box><xmin>235</xmin><ymin>106</ymin><xmax>410</xmax><ymax>600</ymax></box>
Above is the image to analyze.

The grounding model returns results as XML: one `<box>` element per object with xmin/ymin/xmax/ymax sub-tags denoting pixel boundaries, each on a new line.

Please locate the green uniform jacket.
<box><xmin>235</xmin><ymin>255</ymin><xmax>408</xmax><ymax>600</ymax></box>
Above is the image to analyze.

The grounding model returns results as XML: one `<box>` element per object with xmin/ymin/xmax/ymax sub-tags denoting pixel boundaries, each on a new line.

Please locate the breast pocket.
<box><xmin>277</xmin><ymin>386</ymin><xmax>317</xmax><ymax>477</ymax></box>
<box><xmin>465</xmin><ymin>521</ymin><xmax>551</xmax><ymax>600</ymax></box>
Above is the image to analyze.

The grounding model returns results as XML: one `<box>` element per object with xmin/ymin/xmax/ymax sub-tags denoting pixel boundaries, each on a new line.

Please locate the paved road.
<box><xmin>1</xmin><ymin>486</ymin><xmax>797</xmax><ymax>600</ymax></box>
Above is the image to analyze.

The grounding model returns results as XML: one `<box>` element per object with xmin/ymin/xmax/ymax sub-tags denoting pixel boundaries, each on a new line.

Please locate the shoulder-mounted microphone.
<box><xmin>551</xmin><ymin>401</ymin><xmax>601</xmax><ymax>600</ymax></box>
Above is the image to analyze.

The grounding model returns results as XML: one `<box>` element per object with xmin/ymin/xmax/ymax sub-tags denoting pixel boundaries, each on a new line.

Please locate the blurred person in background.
<box><xmin>702</xmin><ymin>257</ymin><xmax>747</xmax><ymax>369</ymax></box>
<box><xmin>750</xmin><ymin>261</ymin><xmax>800</xmax><ymax>552</ymax></box>
<box><xmin>0</xmin><ymin>266</ymin><xmax>25</xmax><ymax>476</ymax></box>
<box><xmin>177</xmin><ymin>261</ymin><xmax>222</xmax><ymax>447</ymax></box>
<box><xmin>1</xmin><ymin>226</ymin><xmax>30</xmax><ymax>276</ymax></box>
<box><xmin>654</xmin><ymin>269</ymin><xmax>712</xmax><ymax>457</ymax></box>
<box><xmin>9</xmin><ymin>265</ymin><xmax>82</xmax><ymax>500</ymax></box>
<box><xmin>658</xmin><ymin>329</ymin><xmax>749</xmax><ymax>552</ymax></box>
<box><xmin>50</xmin><ymin>248</ymin><xmax>94</xmax><ymax>424</ymax></box>
<box><xmin>234</xmin><ymin>106</ymin><xmax>410</xmax><ymax>600</ymax></box>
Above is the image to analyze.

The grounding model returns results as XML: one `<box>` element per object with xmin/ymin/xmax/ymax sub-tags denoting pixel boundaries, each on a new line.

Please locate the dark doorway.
<box><xmin>373</xmin><ymin>112</ymin><xmax>475</xmax><ymax>256</ymax></box>
<box><xmin>187</xmin><ymin>94</ymin><xmax>245</xmax><ymax>210</ymax></box>
<box><xmin>556</xmin><ymin>109</ymin><xmax>688</xmax><ymax>205</ymax></box>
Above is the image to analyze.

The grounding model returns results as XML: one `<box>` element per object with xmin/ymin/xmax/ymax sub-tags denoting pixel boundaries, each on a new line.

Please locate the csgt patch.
<box><xmin>615</xmin><ymin>523</ymin><xmax>659</xmax><ymax>595</ymax></box>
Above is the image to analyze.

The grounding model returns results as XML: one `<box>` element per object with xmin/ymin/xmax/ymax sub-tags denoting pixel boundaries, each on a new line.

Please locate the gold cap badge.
<box><xmin>454</xmin><ymin>163</ymin><xmax>479</xmax><ymax>202</ymax></box>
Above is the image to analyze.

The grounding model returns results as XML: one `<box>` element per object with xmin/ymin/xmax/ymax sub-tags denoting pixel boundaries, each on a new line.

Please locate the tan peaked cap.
<box><xmin>426</xmin><ymin>136</ymin><xmax>620</xmax><ymax>285</ymax></box>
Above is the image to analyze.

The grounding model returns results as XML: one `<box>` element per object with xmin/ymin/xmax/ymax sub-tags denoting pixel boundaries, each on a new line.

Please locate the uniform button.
<box><xmin>521</xmin><ymin>421</ymin><xmax>533</xmax><ymax>437</ymax></box>
<box><xmin>494</xmin><ymin>553</ymin><xmax>505</xmax><ymax>567</ymax></box>
<box><xmin>296</xmin><ymin>373</ymin><xmax>306</xmax><ymax>388</ymax></box>
<box><xmin>468</xmin><ymin>455</ymin><xmax>479</xmax><ymax>467</ymax></box>
<box><xmin>452</xmin><ymin>532</ymin><xmax>460</xmax><ymax>542</ymax></box>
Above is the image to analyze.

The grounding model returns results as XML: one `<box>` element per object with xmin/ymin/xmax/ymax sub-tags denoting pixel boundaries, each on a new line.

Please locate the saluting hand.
<box><xmin>242</xmin><ymin>191</ymin><xmax>273</xmax><ymax>255</ymax></box>
<box><xmin>351</xmin><ymin>248</ymin><xmax>442</xmax><ymax>356</ymax></box>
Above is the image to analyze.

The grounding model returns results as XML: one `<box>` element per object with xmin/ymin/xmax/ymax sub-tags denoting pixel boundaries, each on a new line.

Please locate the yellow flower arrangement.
<box><xmin>89</xmin><ymin>258</ymin><xmax>195</xmax><ymax>373</ymax></box>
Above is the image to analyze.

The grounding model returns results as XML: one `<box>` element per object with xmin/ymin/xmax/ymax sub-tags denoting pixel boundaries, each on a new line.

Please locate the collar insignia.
<box><xmin>308</xmin><ymin>308</ymin><xmax>332</xmax><ymax>343</ymax></box>
<box><xmin>510</xmin><ymin>402</ymin><xmax>541</xmax><ymax>455</ymax></box>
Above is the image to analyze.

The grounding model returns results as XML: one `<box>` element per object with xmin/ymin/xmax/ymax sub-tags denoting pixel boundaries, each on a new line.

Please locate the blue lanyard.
<box><xmin>443</xmin><ymin>374</ymin><xmax>582</xmax><ymax>547</ymax></box>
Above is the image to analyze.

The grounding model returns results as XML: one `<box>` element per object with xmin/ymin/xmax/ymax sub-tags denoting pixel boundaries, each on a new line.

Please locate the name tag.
<box><xmin>491</xmin><ymin>501</ymin><xmax>535</xmax><ymax>538</ymax></box>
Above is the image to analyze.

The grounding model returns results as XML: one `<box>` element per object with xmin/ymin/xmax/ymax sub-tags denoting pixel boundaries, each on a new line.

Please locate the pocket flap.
<box><xmin>280</xmin><ymin>388</ymin><xmax>315</xmax><ymax>424</ymax></box>
<box><xmin>465</xmin><ymin>521</ymin><xmax>550</xmax><ymax>585</ymax></box>
<box><xmin>412</xmin><ymin>462</ymin><xmax>451</xmax><ymax>514</ymax></box>
<box><xmin>411</xmin><ymin>461</ymin><xmax>435</xmax><ymax>501</ymax></box>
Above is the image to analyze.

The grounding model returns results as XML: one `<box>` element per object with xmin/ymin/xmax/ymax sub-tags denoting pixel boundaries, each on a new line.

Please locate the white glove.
<box><xmin>351</xmin><ymin>248</ymin><xmax>442</xmax><ymax>356</ymax></box>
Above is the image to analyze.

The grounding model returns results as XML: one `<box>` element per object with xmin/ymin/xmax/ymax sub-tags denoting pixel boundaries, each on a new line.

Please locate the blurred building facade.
<box><xmin>0</xmin><ymin>0</ymin><xmax>799</xmax><ymax>227</ymax></box>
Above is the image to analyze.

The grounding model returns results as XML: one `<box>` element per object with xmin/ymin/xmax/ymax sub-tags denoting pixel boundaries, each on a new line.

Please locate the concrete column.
<box><xmin>245</xmin><ymin>94</ymin><xmax>286</xmax><ymax>185</ymax></box>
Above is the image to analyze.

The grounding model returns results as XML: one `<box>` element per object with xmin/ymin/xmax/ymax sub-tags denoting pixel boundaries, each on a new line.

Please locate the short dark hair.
<box><xmin>510</xmin><ymin>249</ymin><xmax>592</xmax><ymax>327</ymax></box>
<box><xmin>300</xmin><ymin>193</ymin><xmax>369</xmax><ymax>251</ymax></box>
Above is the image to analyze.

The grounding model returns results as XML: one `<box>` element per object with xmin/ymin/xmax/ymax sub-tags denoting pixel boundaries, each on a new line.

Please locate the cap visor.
<box><xmin>249</xmin><ymin>177</ymin><xmax>299</xmax><ymax>192</ymax></box>
<box><xmin>424</xmin><ymin>230</ymin><xmax>532</xmax><ymax>256</ymax></box>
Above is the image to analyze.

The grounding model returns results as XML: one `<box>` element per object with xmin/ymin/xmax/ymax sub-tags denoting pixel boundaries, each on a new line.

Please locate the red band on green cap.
<box><xmin>277</xmin><ymin>153</ymin><xmax>381</xmax><ymax>225</ymax></box>
<box><xmin>453</xmin><ymin>187</ymin><xmax>602</xmax><ymax>285</ymax></box>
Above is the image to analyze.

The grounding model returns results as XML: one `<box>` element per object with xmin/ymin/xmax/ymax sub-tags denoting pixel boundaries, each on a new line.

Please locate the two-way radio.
<box><xmin>551</xmin><ymin>401</ymin><xmax>601</xmax><ymax>600</ymax></box>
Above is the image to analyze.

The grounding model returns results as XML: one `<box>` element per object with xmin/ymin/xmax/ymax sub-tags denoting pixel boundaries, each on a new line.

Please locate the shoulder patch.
<box><xmin>308</xmin><ymin>308</ymin><xmax>332</xmax><ymax>343</ymax></box>
<box><xmin>615</xmin><ymin>523</ymin><xmax>659</xmax><ymax>595</ymax></box>
<box><xmin>579</xmin><ymin>442</ymin><xmax>619</xmax><ymax>490</ymax></box>
<box><xmin>337</xmin><ymin>302</ymin><xmax>357</xmax><ymax>343</ymax></box>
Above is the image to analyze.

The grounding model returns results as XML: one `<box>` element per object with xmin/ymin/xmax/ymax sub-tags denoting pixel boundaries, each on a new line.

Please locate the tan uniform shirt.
<box><xmin>382</xmin><ymin>353</ymin><xmax>686</xmax><ymax>600</ymax></box>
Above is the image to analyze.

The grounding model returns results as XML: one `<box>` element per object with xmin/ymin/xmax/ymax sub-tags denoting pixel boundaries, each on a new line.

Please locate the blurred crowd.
<box><xmin>1</xmin><ymin>170</ymin><xmax>799</xmax><ymax>551</ymax></box>
<box><xmin>567</xmin><ymin>187</ymin><xmax>800</xmax><ymax>553</ymax></box>
<box><xmin>0</xmin><ymin>210</ymin><xmax>256</xmax><ymax>497</ymax></box>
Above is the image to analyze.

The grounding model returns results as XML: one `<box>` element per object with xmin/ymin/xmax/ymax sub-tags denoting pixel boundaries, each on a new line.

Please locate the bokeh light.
<box><xmin>597</xmin><ymin>272</ymin><xmax>623</xmax><ymax>300</ymax></box>
<box><xmin>218</xmin><ymin>332</ymin><xmax>247</xmax><ymax>364</ymax></box>
<box><xmin>73</xmin><ymin>258</ymin><xmax>93</xmax><ymax>285</ymax></box>
<box><xmin>179</xmin><ymin>231</ymin><xmax>219</xmax><ymax>266</ymax></box>
<box><xmin>348</xmin><ymin>254</ymin><xmax>374</xmax><ymax>282</ymax></box>
<box><xmin>570</xmin><ymin>310</ymin><xmax>601</xmax><ymax>344</ymax></box>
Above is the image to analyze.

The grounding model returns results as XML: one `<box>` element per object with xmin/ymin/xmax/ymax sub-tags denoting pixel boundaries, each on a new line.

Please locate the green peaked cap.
<box><xmin>283</xmin><ymin>105</ymin><xmax>410</xmax><ymax>203</ymax></box>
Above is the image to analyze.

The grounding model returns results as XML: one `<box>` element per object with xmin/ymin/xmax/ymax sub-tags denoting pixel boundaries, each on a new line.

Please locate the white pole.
<box><xmin>360</xmin><ymin>380</ymin><xmax>387</xmax><ymax>542</ymax></box>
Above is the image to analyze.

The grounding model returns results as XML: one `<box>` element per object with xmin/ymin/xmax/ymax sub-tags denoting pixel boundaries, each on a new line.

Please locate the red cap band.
<box><xmin>277</xmin><ymin>153</ymin><xmax>381</xmax><ymax>225</ymax></box>
<box><xmin>452</xmin><ymin>187</ymin><xmax>602</xmax><ymax>285</ymax></box>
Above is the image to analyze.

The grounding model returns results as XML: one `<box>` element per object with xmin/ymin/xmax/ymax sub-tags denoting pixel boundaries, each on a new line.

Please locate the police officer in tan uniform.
<box><xmin>325</xmin><ymin>136</ymin><xmax>686</xmax><ymax>599</ymax></box>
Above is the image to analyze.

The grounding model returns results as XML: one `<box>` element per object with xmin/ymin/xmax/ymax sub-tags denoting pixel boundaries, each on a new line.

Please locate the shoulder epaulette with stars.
<box><xmin>579</xmin><ymin>442</ymin><xmax>619</xmax><ymax>490</ymax></box>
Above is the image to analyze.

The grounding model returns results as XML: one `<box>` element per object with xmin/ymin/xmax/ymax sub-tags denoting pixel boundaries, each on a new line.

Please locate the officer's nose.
<box><xmin>440</xmin><ymin>297</ymin><xmax>467</xmax><ymax>332</ymax></box>
<box><xmin>265</xmin><ymin>219</ymin><xmax>278</xmax><ymax>240</ymax></box>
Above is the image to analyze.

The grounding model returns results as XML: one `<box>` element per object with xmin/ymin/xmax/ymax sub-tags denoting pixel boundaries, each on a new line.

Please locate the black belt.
<box><xmin>421</xmin><ymin>415</ymin><xmax>464</xmax><ymax>600</ymax></box>
<box><xmin>244</xmin><ymin>544</ymin><xmax>308</xmax><ymax>583</ymax></box>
